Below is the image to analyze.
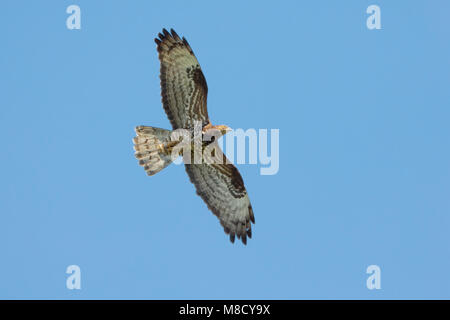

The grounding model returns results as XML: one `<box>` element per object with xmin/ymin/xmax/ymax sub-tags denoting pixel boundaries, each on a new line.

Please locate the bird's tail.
<box><xmin>133</xmin><ymin>126</ymin><xmax>177</xmax><ymax>176</ymax></box>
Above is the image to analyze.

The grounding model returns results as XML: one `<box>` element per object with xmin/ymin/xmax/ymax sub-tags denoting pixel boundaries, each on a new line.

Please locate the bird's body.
<box><xmin>133</xmin><ymin>29</ymin><xmax>254</xmax><ymax>244</ymax></box>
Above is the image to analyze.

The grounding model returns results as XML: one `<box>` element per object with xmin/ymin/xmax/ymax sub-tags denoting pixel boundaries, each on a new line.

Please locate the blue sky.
<box><xmin>1</xmin><ymin>0</ymin><xmax>449</xmax><ymax>299</ymax></box>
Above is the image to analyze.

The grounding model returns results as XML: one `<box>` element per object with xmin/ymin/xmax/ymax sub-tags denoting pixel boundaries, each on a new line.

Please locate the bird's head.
<box><xmin>214</xmin><ymin>125</ymin><xmax>232</xmax><ymax>136</ymax></box>
<box><xmin>202</xmin><ymin>124</ymin><xmax>232</xmax><ymax>142</ymax></box>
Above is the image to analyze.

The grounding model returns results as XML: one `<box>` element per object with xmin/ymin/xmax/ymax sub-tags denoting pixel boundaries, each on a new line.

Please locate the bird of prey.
<box><xmin>133</xmin><ymin>29</ymin><xmax>255</xmax><ymax>244</ymax></box>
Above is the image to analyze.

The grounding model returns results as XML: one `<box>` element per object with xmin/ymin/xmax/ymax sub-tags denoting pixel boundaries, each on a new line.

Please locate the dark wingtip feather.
<box><xmin>170</xmin><ymin>28</ymin><xmax>179</xmax><ymax>39</ymax></box>
<box><xmin>230</xmin><ymin>233</ymin><xmax>235</xmax><ymax>243</ymax></box>
<box><xmin>249</xmin><ymin>205</ymin><xmax>255</xmax><ymax>224</ymax></box>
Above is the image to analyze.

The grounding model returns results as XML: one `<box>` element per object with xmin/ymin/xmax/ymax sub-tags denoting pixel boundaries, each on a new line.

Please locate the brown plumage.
<box><xmin>134</xmin><ymin>28</ymin><xmax>255</xmax><ymax>244</ymax></box>
<box><xmin>155</xmin><ymin>28</ymin><xmax>209</xmax><ymax>129</ymax></box>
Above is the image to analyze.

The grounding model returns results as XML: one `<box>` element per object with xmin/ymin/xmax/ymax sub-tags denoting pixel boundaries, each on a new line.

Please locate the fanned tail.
<box><xmin>133</xmin><ymin>126</ymin><xmax>175</xmax><ymax>176</ymax></box>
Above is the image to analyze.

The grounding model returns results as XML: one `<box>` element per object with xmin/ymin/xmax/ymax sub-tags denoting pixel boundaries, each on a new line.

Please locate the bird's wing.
<box><xmin>184</xmin><ymin>153</ymin><xmax>255</xmax><ymax>245</ymax></box>
<box><xmin>155</xmin><ymin>28</ymin><xmax>209</xmax><ymax>130</ymax></box>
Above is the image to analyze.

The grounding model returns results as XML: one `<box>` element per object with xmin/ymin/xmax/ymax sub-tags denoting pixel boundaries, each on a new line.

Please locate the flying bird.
<box><xmin>133</xmin><ymin>29</ymin><xmax>255</xmax><ymax>244</ymax></box>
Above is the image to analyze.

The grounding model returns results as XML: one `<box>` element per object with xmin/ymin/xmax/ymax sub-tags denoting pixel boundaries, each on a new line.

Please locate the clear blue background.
<box><xmin>1</xmin><ymin>0</ymin><xmax>449</xmax><ymax>299</ymax></box>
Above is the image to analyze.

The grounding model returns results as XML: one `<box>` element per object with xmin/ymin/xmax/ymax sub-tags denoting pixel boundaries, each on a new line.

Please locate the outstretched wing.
<box><xmin>155</xmin><ymin>28</ymin><xmax>209</xmax><ymax>130</ymax></box>
<box><xmin>185</xmin><ymin>155</ymin><xmax>255</xmax><ymax>245</ymax></box>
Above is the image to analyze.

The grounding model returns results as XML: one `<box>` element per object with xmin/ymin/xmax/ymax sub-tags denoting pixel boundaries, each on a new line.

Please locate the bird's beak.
<box><xmin>223</xmin><ymin>127</ymin><xmax>232</xmax><ymax>135</ymax></box>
